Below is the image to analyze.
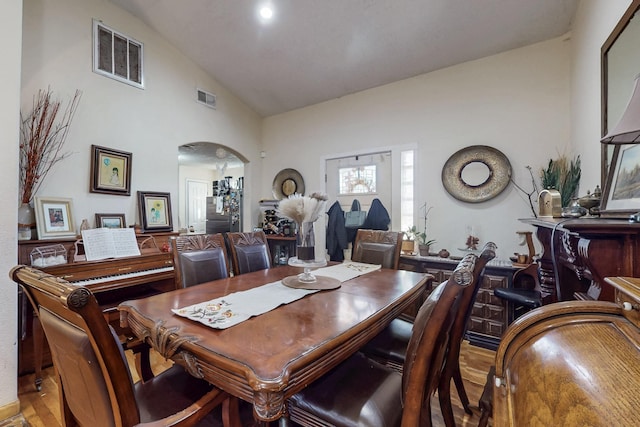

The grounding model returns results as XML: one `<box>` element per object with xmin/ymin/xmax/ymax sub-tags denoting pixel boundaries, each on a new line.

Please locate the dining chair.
<box><xmin>11</xmin><ymin>265</ymin><xmax>240</xmax><ymax>427</ymax></box>
<box><xmin>351</xmin><ymin>229</ymin><xmax>403</xmax><ymax>269</ymax></box>
<box><xmin>226</xmin><ymin>230</ymin><xmax>272</xmax><ymax>275</ymax></box>
<box><xmin>361</xmin><ymin>242</ymin><xmax>497</xmax><ymax>426</ymax></box>
<box><xmin>171</xmin><ymin>234</ymin><xmax>230</xmax><ymax>288</ymax></box>
<box><xmin>287</xmin><ymin>253</ymin><xmax>477</xmax><ymax>427</ymax></box>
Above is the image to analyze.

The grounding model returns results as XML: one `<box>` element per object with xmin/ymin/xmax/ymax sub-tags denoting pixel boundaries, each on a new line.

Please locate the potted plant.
<box><xmin>406</xmin><ymin>225</ymin><xmax>436</xmax><ymax>256</ymax></box>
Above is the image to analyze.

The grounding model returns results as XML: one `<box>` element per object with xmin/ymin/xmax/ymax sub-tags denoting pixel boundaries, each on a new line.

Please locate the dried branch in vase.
<box><xmin>19</xmin><ymin>88</ymin><xmax>82</xmax><ymax>204</ymax></box>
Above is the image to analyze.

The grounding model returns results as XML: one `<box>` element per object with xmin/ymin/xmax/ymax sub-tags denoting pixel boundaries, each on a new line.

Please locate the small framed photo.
<box><xmin>601</xmin><ymin>144</ymin><xmax>640</xmax><ymax>218</ymax></box>
<box><xmin>137</xmin><ymin>191</ymin><xmax>173</xmax><ymax>232</ymax></box>
<box><xmin>90</xmin><ymin>145</ymin><xmax>132</xmax><ymax>196</ymax></box>
<box><xmin>35</xmin><ymin>197</ymin><xmax>76</xmax><ymax>239</ymax></box>
<box><xmin>95</xmin><ymin>213</ymin><xmax>126</xmax><ymax>229</ymax></box>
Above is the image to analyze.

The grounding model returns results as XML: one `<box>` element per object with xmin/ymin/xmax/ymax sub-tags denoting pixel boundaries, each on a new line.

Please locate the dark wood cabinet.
<box><xmin>266</xmin><ymin>235</ymin><xmax>297</xmax><ymax>266</ymax></box>
<box><xmin>399</xmin><ymin>255</ymin><xmax>516</xmax><ymax>350</ymax></box>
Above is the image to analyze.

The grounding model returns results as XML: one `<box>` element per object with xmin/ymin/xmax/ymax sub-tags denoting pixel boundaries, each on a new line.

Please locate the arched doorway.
<box><xmin>178</xmin><ymin>142</ymin><xmax>248</xmax><ymax>233</ymax></box>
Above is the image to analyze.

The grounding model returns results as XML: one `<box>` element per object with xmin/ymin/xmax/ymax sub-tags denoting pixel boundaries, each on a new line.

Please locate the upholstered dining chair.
<box><xmin>361</xmin><ymin>242</ymin><xmax>497</xmax><ymax>427</ymax></box>
<box><xmin>226</xmin><ymin>230</ymin><xmax>272</xmax><ymax>275</ymax></box>
<box><xmin>11</xmin><ymin>265</ymin><xmax>239</xmax><ymax>427</ymax></box>
<box><xmin>287</xmin><ymin>253</ymin><xmax>477</xmax><ymax>427</ymax></box>
<box><xmin>171</xmin><ymin>234</ymin><xmax>230</xmax><ymax>288</ymax></box>
<box><xmin>351</xmin><ymin>229</ymin><xmax>403</xmax><ymax>269</ymax></box>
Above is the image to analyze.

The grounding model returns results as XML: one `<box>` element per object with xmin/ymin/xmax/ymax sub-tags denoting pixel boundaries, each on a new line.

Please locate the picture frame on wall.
<box><xmin>95</xmin><ymin>213</ymin><xmax>126</xmax><ymax>229</ymax></box>
<box><xmin>600</xmin><ymin>144</ymin><xmax>640</xmax><ymax>218</ymax></box>
<box><xmin>137</xmin><ymin>191</ymin><xmax>173</xmax><ymax>232</ymax></box>
<box><xmin>35</xmin><ymin>196</ymin><xmax>76</xmax><ymax>239</ymax></box>
<box><xmin>90</xmin><ymin>145</ymin><xmax>132</xmax><ymax>196</ymax></box>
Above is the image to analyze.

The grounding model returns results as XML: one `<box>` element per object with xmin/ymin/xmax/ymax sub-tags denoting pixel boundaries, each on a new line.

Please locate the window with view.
<box><xmin>93</xmin><ymin>20</ymin><xmax>144</xmax><ymax>88</ymax></box>
<box><xmin>339</xmin><ymin>165</ymin><xmax>377</xmax><ymax>195</ymax></box>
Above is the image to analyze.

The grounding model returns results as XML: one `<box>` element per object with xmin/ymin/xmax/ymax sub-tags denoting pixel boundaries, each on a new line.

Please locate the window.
<box><xmin>400</xmin><ymin>150</ymin><xmax>414</xmax><ymax>233</ymax></box>
<box><xmin>93</xmin><ymin>20</ymin><xmax>144</xmax><ymax>88</ymax></box>
<box><xmin>339</xmin><ymin>165</ymin><xmax>377</xmax><ymax>195</ymax></box>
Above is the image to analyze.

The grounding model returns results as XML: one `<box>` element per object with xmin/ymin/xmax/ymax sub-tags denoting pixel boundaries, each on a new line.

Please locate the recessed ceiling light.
<box><xmin>259</xmin><ymin>6</ymin><xmax>273</xmax><ymax>20</ymax></box>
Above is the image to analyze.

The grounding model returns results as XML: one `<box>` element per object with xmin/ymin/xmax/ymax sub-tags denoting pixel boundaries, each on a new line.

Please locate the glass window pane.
<box><xmin>98</xmin><ymin>26</ymin><xmax>112</xmax><ymax>73</ymax></box>
<box><xmin>113</xmin><ymin>34</ymin><xmax>128</xmax><ymax>78</ymax></box>
<box><xmin>339</xmin><ymin>165</ymin><xmax>377</xmax><ymax>194</ymax></box>
<box><xmin>129</xmin><ymin>41</ymin><xmax>141</xmax><ymax>83</ymax></box>
<box><xmin>400</xmin><ymin>150</ymin><xmax>414</xmax><ymax>232</ymax></box>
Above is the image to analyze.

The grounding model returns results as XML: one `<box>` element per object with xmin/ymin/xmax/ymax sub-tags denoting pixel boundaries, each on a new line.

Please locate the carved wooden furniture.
<box><xmin>171</xmin><ymin>234</ymin><xmax>230</xmax><ymax>288</ymax></box>
<box><xmin>399</xmin><ymin>253</ymin><xmax>515</xmax><ymax>350</ymax></box>
<box><xmin>287</xmin><ymin>253</ymin><xmax>474</xmax><ymax>427</ymax></box>
<box><xmin>363</xmin><ymin>242</ymin><xmax>496</xmax><ymax>427</ymax></box>
<box><xmin>17</xmin><ymin>233</ymin><xmax>177</xmax><ymax>390</ymax></box>
<box><xmin>520</xmin><ymin>217</ymin><xmax>640</xmax><ymax>304</ymax></box>
<box><xmin>118</xmin><ymin>266</ymin><xmax>429</xmax><ymax>423</ymax></box>
<box><xmin>11</xmin><ymin>265</ymin><xmax>235</xmax><ymax>427</ymax></box>
<box><xmin>351</xmin><ymin>229</ymin><xmax>403</xmax><ymax>269</ymax></box>
<box><xmin>225</xmin><ymin>231</ymin><xmax>272</xmax><ymax>275</ymax></box>
<box><xmin>491</xmin><ymin>276</ymin><xmax>640</xmax><ymax>426</ymax></box>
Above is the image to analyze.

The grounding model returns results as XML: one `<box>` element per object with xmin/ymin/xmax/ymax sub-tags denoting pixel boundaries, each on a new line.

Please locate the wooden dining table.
<box><xmin>118</xmin><ymin>265</ymin><xmax>430</xmax><ymax>423</ymax></box>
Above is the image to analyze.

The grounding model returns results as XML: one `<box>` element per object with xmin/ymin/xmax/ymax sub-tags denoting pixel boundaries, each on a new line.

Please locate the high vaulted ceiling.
<box><xmin>109</xmin><ymin>0</ymin><xmax>578</xmax><ymax>118</ymax></box>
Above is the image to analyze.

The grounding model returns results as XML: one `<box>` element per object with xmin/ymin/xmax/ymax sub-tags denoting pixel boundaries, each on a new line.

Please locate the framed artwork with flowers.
<box><xmin>137</xmin><ymin>191</ymin><xmax>173</xmax><ymax>232</ymax></box>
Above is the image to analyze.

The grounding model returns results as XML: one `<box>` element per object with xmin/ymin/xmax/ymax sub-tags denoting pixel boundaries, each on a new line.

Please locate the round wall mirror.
<box><xmin>441</xmin><ymin>145</ymin><xmax>511</xmax><ymax>203</ymax></box>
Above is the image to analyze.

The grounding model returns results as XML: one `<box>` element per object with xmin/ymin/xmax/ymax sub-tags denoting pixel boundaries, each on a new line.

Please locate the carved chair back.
<box><xmin>171</xmin><ymin>234</ymin><xmax>230</xmax><ymax>287</ymax></box>
<box><xmin>351</xmin><ymin>229</ymin><xmax>403</xmax><ymax>269</ymax></box>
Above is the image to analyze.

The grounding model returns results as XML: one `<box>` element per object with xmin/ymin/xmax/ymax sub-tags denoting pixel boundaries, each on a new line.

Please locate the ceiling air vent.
<box><xmin>197</xmin><ymin>88</ymin><xmax>216</xmax><ymax>109</ymax></box>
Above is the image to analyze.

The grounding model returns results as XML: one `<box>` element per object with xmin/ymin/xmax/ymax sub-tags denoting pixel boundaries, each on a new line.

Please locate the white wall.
<box><xmin>21</xmin><ymin>0</ymin><xmax>262</xmax><ymax>232</ymax></box>
<box><xmin>0</xmin><ymin>0</ymin><xmax>21</xmax><ymax>418</ymax></box>
<box><xmin>571</xmin><ymin>0</ymin><xmax>633</xmax><ymax>190</ymax></box>
<box><xmin>263</xmin><ymin>37</ymin><xmax>572</xmax><ymax>260</ymax></box>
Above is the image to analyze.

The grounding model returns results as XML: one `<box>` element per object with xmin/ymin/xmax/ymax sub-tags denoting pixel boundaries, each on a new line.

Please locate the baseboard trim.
<box><xmin>0</xmin><ymin>400</ymin><xmax>20</xmax><ymax>424</ymax></box>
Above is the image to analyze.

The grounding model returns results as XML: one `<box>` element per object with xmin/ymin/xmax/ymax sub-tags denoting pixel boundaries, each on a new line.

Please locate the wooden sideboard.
<box><xmin>520</xmin><ymin>217</ymin><xmax>640</xmax><ymax>304</ymax></box>
<box><xmin>400</xmin><ymin>255</ymin><xmax>516</xmax><ymax>350</ymax></box>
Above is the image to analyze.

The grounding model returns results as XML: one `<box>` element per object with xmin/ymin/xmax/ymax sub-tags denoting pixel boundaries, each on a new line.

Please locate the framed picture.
<box><xmin>601</xmin><ymin>144</ymin><xmax>640</xmax><ymax>218</ymax></box>
<box><xmin>90</xmin><ymin>145</ymin><xmax>132</xmax><ymax>195</ymax></box>
<box><xmin>137</xmin><ymin>191</ymin><xmax>173</xmax><ymax>232</ymax></box>
<box><xmin>35</xmin><ymin>197</ymin><xmax>76</xmax><ymax>239</ymax></box>
<box><xmin>95</xmin><ymin>213</ymin><xmax>126</xmax><ymax>229</ymax></box>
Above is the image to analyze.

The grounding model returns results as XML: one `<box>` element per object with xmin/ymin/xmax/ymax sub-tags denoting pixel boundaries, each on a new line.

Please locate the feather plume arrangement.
<box><xmin>277</xmin><ymin>192</ymin><xmax>328</xmax><ymax>224</ymax></box>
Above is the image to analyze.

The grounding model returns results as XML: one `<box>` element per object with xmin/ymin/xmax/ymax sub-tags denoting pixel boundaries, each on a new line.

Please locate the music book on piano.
<box><xmin>81</xmin><ymin>228</ymin><xmax>141</xmax><ymax>261</ymax></box>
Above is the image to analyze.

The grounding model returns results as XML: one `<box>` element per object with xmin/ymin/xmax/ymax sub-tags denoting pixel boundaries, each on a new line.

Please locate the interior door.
<box><xmin>326</xmin><ymin>151</ymin><xmax>392</xmax><ymax>221</ymax></box>
<box><xmin>186</xmin><ymin>179</ymin><xmax>208</xmax><ymax>233</ymax></box>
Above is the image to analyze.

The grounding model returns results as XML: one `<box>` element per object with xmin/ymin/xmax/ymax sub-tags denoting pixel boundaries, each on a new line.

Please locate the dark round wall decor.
<box><xmin>272</xmin><ymin>168</ymin><xmax>305</xmax><ymax>200</ymax></box>
<box><xmin>441</xmin><ymin>145</ymin><xmax>512</xmax><ymax>203</ymax></box>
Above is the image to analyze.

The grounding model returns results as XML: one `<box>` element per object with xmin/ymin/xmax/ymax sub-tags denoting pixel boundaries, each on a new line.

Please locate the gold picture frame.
<box><xmin>95</xmin><ymin>213</ymin><xmax>126</xmax><ymax>229</ymax></box>
<box><xmin>35</xmin><ymin>196</ymin><xmax>76</xmax><ymax>239</ymax></box>
<box><xmin>90</xmin><ymin>145</ymin><xmax>132</xmax><ymax>195</ymax></box>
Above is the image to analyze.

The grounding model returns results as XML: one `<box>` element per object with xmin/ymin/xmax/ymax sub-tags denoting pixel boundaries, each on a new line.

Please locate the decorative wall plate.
<box><xmin>441</xmin><ymin>145</ymin><xmax>512</xmax><ymax>203</ymax></box>
<box><xmin>272</xmin><ymin>168</ymin><xmax>305</xmax><ymax>199</ymax></box>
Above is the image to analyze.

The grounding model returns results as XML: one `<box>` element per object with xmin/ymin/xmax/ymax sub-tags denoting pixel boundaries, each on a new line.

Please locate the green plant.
<box><xmin>540</xmin><ymin>154</ymin><xmax>581</xmax><ymax>207</ymax></box>
<box><xmin>405</xmin><ymin>225</ymin><xmax>436</xmax><ymax>246</ymax></box>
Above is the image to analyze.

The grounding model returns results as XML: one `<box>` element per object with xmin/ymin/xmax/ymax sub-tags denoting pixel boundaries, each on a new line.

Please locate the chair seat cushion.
<box><xmin>361</xmin><ymin>318</ymin><xmax>412</xmax><ymax>364</ymax></box>
<box><xmin>135</xmin><ymin>364</ymin><xmax>218</xmax><ymax>423</ymax></box>
<box><xmin>288</xmin><ymin>352</ymin><xmax>402</xmax><ymax>427</ymax></box>
<box><xmin>494</xmin><ymin>288</ymin><xmax>542</xmax><ymax>308</ymax></box>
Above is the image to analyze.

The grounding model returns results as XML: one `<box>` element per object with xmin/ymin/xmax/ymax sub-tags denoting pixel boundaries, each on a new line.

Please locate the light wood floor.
<box><xmin>16</xmin><ymin>341</ymin><xmax>494</xmax><ymax>427</ymax></box>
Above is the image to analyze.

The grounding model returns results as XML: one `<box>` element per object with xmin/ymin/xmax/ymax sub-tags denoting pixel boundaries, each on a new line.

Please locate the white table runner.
<box><xmin>172</xmin><ymin>261</ymin><xmax>381</xmax><ymax>329</ymax></box>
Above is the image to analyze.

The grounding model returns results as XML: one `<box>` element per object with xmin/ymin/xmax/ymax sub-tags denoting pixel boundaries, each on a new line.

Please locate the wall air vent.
<box><xmin>197</xmin><ymin>88</ymin><xmax>216</xmax><ymax>109</ymax></box>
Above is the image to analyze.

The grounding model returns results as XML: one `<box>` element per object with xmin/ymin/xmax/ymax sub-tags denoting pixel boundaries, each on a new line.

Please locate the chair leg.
<box><xmin>222</xmin><ymin>396</ymin><xmax>242</xmax><ymax>427</ymax></box>
<box><xmin>478</xmin><ymin>366</ymin><xmax>495</xmax><ymax>427</ymax></box>
<box><xmin>452</xmin><ymin>361</ymin><xmax>473</xmax><ymax>415</ymax></box>
<box><xmin>438</xmin><ymin>376</ymin><xmax>455</xmax><ymax>427</ymax></box>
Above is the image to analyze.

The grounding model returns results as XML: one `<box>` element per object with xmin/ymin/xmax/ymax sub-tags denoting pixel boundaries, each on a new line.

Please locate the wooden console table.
<box><xmin>399</xmin><ymin>255</ymin><xmax>516</xmax><ymax>350</ymax></box>
<box><xmin>520</xmin><ymin>217</ymin><xmax>640</xmax><ymax>304</ymax></box>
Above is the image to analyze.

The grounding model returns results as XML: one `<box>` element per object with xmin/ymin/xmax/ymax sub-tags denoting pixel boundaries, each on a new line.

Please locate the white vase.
<box><xmin>18</xmin><ymin>202</ymin><xmax>36</xmax><ymax>241</ymax></box>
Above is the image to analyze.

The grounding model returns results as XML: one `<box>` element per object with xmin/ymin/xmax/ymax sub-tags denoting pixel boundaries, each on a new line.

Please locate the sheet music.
<box><xmin>82</xmin><ymin>228</ymin><xmax>141</xmax><ymax>261</ymax></box>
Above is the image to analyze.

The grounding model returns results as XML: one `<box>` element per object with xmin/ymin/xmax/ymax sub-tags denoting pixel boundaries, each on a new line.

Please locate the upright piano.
<box><xmin>17</xmin><ymin>234</ymin><xmax>177</xmax><ymax>389</ymax></box>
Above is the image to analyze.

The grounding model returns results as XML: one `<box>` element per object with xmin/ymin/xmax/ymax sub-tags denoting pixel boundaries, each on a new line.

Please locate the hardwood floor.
<box><xmin>16</xmin><ymin>341</ymin><xmax>494</xmax><ymax>427</ymax></box>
